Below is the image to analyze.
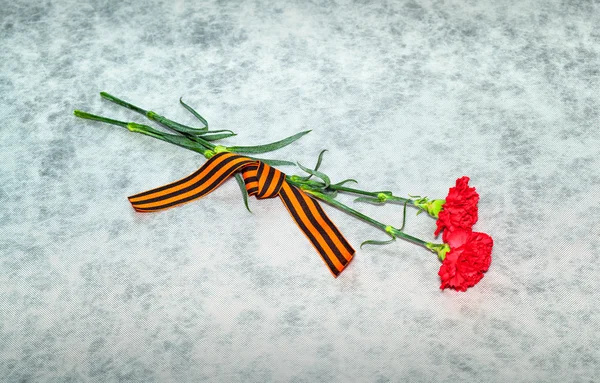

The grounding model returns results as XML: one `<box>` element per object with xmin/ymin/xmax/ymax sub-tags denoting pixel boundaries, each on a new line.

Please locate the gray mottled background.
<box><xmin>1</xmin><ymin>0</ymin><xmax>599</xmax><ymax>381</ymax></box>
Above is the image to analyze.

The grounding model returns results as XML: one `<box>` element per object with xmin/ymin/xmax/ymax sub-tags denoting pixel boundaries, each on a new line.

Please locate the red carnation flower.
<box><xmin>438</xmin><ymin>230</ymin><xmax>493</xmax><ymax>292</ymax></box>
<box><xmin>435</xmin><ymin>176</ymin><xmax>479</xmax><ymax>241</ymax></box>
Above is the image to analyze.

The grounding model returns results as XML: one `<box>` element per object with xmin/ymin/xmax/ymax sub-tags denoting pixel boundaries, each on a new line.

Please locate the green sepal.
<box><xmin>227</xmin><ymin>130</ymin><xmax>311</xmax><ymax>154</ymax></box>
<box><xmin>426</xmin><ymin>242</ymin><xmax>451</xmax><ymax>261</ymax></box>
<box><xmin>297</xmin><ymin>161</ymin><xmax>330</xmax><ymax>187</ymax></box>
<box><xmin>179</xmin><ymin>97</ymin><xmax>209</xmax><ymax>128</ymax></box>
<box><xmin>234</xmin><ymin>173</ymin><xmax>252</xmax><ymax>213</ymax></box>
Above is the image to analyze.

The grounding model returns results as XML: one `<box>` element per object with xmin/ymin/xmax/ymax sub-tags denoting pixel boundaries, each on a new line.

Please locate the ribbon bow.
<box><xmin>128</xmin><ymin>152</ymin><xmax>355</xmax><ymax>276</ymax></box>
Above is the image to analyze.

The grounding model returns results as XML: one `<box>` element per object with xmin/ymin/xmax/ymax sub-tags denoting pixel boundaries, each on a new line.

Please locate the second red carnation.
<box><xmin>435</xmin><ymin>176</ymin><xmax>480</xmax><ymax>240</ymax></box>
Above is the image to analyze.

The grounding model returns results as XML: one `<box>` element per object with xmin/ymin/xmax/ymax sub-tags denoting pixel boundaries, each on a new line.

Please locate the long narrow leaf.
<box><xmin>201</xmin><ymin>132</ymin><xmax>237</xmax><ymax>141</ymax></box>
<box><xmin>197</xmin><ymin>129</ymin><xmax>236</xmax><ymax>135</ymax></box>
<box><xmin>298</xmin><ymin>149</ymin><xmax>328</xmax><ymax>181</ymax></box>
<box><xmin>228</xmin><ymin>130</ymin><xmax>311</xmax><ymax>154</ymax></box>
<box><xmin>297</xmin><ymin>162</ymin><xmax>330</xmax><ymax>188</ymax></box>
<box><xmin>313</xmin><ymin>149</ymin><xmax>327</xmax><ymax>172</ymax></box>
<box><xmin>125</xmin><ymin>122</ymin><xmax>208</xmax><ymax>154</ymax></box>
<box><xmin>360</xmin><ymin>237</ymin><xmax>396</xmax><ymax>249</ymax></box>
<box><xmin>149</xmin><ymin>112</ymin><xmax>209</xmax><ymax>135</ymax></box>
<box><xmin>333</xmin><ymin>178</ymin><xmax>358</xmax><ymax>187</ymax></box>
<box><xmin>234</xmin><ymin>173</ymin><xmax>252</xmax><ymax>213</ymax></box>
<box><xmin>158</xmin><ymin>132</ymin><xmax>208</xmax><ymax>153</ymax></box>
<box><xmin>180</xmin><ymin>97</ymin><xmax>209</xmax><ymax>128</ymax></box>
<box><xmin>245</xmin><ymin>157</ymin><xmax>296</xmax><ymax>166</ymax></box>
<box><xmin>398</xmin><ymin>202</ymin><xmax>408</xmax><ymax>231</ymax></box>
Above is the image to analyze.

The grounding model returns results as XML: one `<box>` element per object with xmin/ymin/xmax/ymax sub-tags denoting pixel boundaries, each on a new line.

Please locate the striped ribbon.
<box><xmin>128</xmin><ymin>152</ymin><xmax>355</xmax><ymax>277</ymax></box>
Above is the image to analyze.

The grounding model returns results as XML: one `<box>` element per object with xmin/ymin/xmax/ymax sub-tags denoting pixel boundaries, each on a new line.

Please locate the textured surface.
<box><xmin>1</xmin><ymin>0</ymin><xmax>599</xmax><ymax>381</ymax></box>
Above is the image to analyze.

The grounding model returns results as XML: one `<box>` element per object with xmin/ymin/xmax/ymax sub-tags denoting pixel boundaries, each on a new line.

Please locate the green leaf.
<box><xmin>297</xmin><ymin>161</ymin><xmax>330</xmax><ymax>188</ymax></box>
<box><xmin>228</xmin><ymin>130</ymin><xmax>311</xmax><ymax>154</ymax></box>
<box><xmin>159</xmin><ymin>132</ymin><xmax>207</xmax><ymax>153</ymax></box>
<box><xmin>200</xmin><ymin>132</ymin><xmax>237</xmax><ymax>141</ymax></box>
<box><xmin>125</xmin><ymin>122</ymin><xmax>208</xmax><ymax>154</ymax></box>
<box><xmin>298</xmin><ymin>149</ymin><xmax>328</xmax><ymax>181</ymax></box>
<box><xmin>197</xmin><ymin>129</ymin><xmax>235</xmax><ymax>135</ymax></box>
<box><xmin>234</xmin><ymin>173</ymin><xmax>252</xmax><ymax>213</ymax></box>
<box><xmin>360</xmin><ymin>237</ymin><xmax>396</xmax><ymax>249</ymax></box>
<box><xmin>354</xmin><ymin>196</ymin><xmax>384</xmax><ymax>204</ymax></box>
<box><xmin>245</xmin><ymin>156</ymin><xmax>296</xmax><ymax>166</ymax></box>
<box><xmin>179</xmin><ymin>97</ymin><xmax>208</xmax><ymax>128</ymax></box>
<box><xmin>398</xmin><ymin>202</ymin><xmax>408</xmax><ymax>231</ymax></box>
<box><xmin>148</xmin><ymin>112</ymin><xmax>209</xmax><ymax>135</ymax></box>
<box><xmin>99</xmin><ymin>93</ymin><xmax>210</xmax><ymax>135</ymax></box>
<box><xmin>333</xmin><ymin>178</ymin><xmax>358</xmax><ymax>187</ymax></box>
<box><xmin>323</xmin><ymin>189</ymin><xmax>338</xmax><ymax>198</ymax></box>
<box><xmin>313</xmin><ymin>149</ymin><xmax>327</xmax><ymax>172</ymax></box>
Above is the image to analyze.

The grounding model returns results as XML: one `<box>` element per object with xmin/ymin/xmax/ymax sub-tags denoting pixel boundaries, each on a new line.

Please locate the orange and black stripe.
<box><xmin>128</xmin><ymin>152</ymin><xmax>354</xmax><ymax>276</ymax></box>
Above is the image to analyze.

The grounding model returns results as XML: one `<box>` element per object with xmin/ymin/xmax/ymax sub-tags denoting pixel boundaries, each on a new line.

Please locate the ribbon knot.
<box><xmin>241</xmin><ymin>161</ymin><xmax>283</xmax><ymax>199</ymax></box>
<box><xmin>128</xmin><ymin>152</ymin><xmax>355</xmax><ymax>277</ymax></box>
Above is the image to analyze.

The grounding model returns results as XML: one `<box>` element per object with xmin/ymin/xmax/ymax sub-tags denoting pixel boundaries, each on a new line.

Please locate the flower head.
<box><xmin>438</xmin><ymin>230</ymin><xmax>493</xmax><ymax>292</ymax></box>
<box><xmin>434</xmin><ymin>176</ymin><xmax>479</xmax><ymax>240</ymax></box>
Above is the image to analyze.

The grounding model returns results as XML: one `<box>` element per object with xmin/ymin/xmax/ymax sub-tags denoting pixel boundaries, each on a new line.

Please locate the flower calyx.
<box><xmin>426</xmin><ymin>242</ymin><xmax>451</xmax><ymax>261</ymax></box>
<box><xmin>412</xmin><ymin>196</ymin><xmax>445</xmax><ymax>218</ymax></box>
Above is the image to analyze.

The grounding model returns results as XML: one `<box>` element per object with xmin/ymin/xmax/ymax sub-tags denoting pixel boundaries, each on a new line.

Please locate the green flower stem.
<box><xmin>73</xmin><ymin>110</ymin><xmax>213</xmax><ymax>156</ymax></box>
<box><xmin>328</xmin><ymin>184</ymin><xmax>414</xmax><ymax>205</ymax></box>
<box><xmin>100</xmin><ymin>92</ymin><xmax>214</xmax><ymax>147</ymax></box>
<box><xmin>286</xmin><ymin>175</ymin><xmax>414</xmax><ymax>205</ymax></box>
<box><xmin>299</xmin><ymin>188</ymin><xmax>434</xmax><ymax>251</ymax></box>
<box><xmin>72</xmin><ymin>110</ymin><xmax>128</xmax><ymax>128</ymax></box>
<box><xmin>100</xmin><ymin>91</ymin><xmax>148</xmax><ymax>115</ymax></box>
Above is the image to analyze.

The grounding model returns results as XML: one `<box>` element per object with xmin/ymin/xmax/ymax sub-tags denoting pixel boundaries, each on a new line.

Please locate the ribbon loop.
<box><xmin>128</xmin><ymin>152</ymin><xmax>355</xmax><ymax>277</ymax></box>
